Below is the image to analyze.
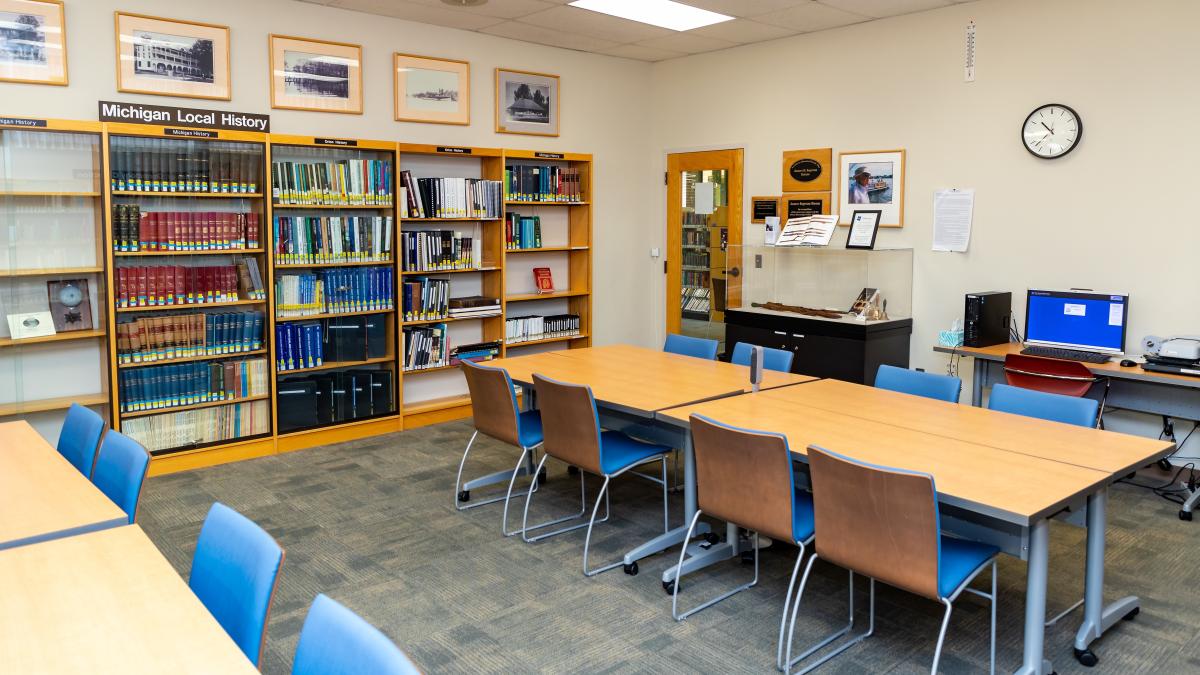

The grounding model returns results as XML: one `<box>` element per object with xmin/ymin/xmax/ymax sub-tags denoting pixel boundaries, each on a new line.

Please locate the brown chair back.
<box><xmin>807</xmin><ymin>445</ymin><xmax>941</xmax><ymax>601</ymax></box>
<box><xmin>532</xmin><ymin>373</ymin><xmax>603</xmax><ymax>475</ymax></box>
<box><xmin>1003</xmin><ymin>353</ymin><xmax>1096</xmax><ymax>398</ymax></box>
<box><xmin>690</xmin><ymin>415</ymin><xmax>797</xmax><ymax>543</ymax></box>
<box><xmin>462</xmin><ymin>360</ymin><xmax>521</xmax><ymax>446</ymax></box>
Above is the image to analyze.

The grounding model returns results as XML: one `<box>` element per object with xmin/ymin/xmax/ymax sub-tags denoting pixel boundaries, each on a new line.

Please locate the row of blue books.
<box><xmin>275</xmin><ymin>267</ymin><xmax>395</xmax><ymax>317</ymax></box>
<box><xmin>276</xmin><ymin>322</ymin><xmax>323</xmax><ymax>371</ymax></box>
<box><xmin>118</xmin><ymin>358</ymin><xmax>269</xmax><ymax>413</ymax></box>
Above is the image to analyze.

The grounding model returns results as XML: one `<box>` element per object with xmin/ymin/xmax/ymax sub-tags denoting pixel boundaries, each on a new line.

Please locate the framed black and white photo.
<box><xmin>394</xmin><ymin>52</ymin><xmax>469</xmax><ymax>125</ymax></box>
<box><xmin>0</xmin><ymin>0</ymin><xmax>67</xmax><ymax>86</ymax></box>
<box><xmin>838</xmin><ymin>149</ymin><xmax>905</xmax><ymax>227</ymax></box>
<box><xmin>846</xmin><ymin>210</ymin><xmax>881</xmax><ymax>249</ymax></box>
<box><xmin>115</xmin><ymin>12</ymin><xmax>230</xmax><ymax>100</ymax></box>
<box><xmin>270</xmin><ymin>35</ymin><xmax>362</xmax><ymax>114</ymax></box>
<box><xmin>495</xmin><ymin>68</ymin><xmax>559</xmax><ymax>137</ymax></box>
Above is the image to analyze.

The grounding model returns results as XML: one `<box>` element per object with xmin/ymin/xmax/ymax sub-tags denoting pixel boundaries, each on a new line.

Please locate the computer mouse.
<box><xmin>1120</xmin><ymin>359</ymin><xmax>1137</xmax><ymax>368</ymax></box>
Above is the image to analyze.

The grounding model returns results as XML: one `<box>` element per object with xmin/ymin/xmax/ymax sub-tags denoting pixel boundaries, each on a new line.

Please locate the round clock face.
<box><xmin>58</xmin><ymin>283</ymin><xmax>83</xmax><ymax>308</ymax></box>
<box><xmin>1022</xmin><ymin>104</ymin><xmax>1082</xmax><ymax>159</ymax></box>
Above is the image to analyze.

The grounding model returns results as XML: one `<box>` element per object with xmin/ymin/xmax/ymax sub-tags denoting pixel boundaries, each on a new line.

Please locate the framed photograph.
<box><xmin>270</xmin><ymin>35</ymin><xmax>362</xmax><ymax>114</ymax></box>
<box><xmin>846</xmin><ymin>210</ymin><xmax>881</xmax><ymax>250</ymax></box>
<box><xmin>114</xmin><ymin>12</ymin><xmax>230</xmax><ymax>100</ymax></box>
<box><xmin>495</xmin><ymin>68</ymin><xmax>558</xmax><ymax>137</ymax></box>
<box><xmin>47</xmin><ymin>278</ymin><xmax>92</xmax><ymax>332</ymax></box>
<box><xmin>6</xmin><ymin>311</ymin><xmax>54</xmax><ymax>339</ymax></box>
<box><xmin>394</xmin><ymin>52</ymin><xmax>469</xmax><ymax>125</ymax></box>
<box><xmin>838</xmin><ymin>149</ymin><xmax>905</xmax><ymax>227</ymax></box>
<box><xmin>0</xmin><ymin>0</ymin><xmax>67</xmax><ymax>86</ymax></box>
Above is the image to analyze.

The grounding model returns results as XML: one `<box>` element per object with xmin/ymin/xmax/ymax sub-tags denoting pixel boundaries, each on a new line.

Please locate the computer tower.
<box><xmin>964</xmin><ymin>291</ymin><xmax>1012</xmax><ymax>348</ymax></box>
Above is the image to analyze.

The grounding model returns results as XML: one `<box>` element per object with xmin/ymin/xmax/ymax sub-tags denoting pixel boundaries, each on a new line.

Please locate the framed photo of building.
<box><xmin>0</xmin><ymin>0</ymin><xmax>67</xmax><ymax>86</ymax></box>
<box><xmin>838</xmin><ymin>149</ymin><xmax>905</xmax><ymax>227</ymax></box>
<box><xmin>114</xmin><ymin>12</ymin><xmax>230</xmax><ymax>100</ymax></box>
<box><xmin>495</xmin><ymin>68</ymin><xmax>558</xmax><ymax>137</ymax></box>
<box><xmin>269</xmin><ymin>35</ymin><xmax>362</xmax><ymax>114</ymax></box>
<box><xmin>394</xmin><ymin>52</ymin><xmax>469</xmax><ymax>125</ymax></box>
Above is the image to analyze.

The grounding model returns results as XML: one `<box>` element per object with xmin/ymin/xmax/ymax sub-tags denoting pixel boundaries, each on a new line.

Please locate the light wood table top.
<box><xmin>658</xmin><ymin>390</ymin><xmax>1112</xmax><ymax>524</ymax></box>
<box><xmin>935</xmin><ymin>342</ymin><xmax>1200</xmax><ymax>387</ymax></box>
<box><xmin>762</xmin><ymin>378</ymin><xmax>1175</xmax><ymax>475</ymax></box>
<box><xmin>0</xmin><ymin>420</ymin><xmax>127</xmax><ymax>549</ymax></box>
<box><xmin>0</xmin><ymin>525</ymin><xmax>257</xmax><ymax>674</ymax></box>
<box><xmin>483</xmin><ymin>345</ymin><xmax>815</xmax><ymax>413</ymax></box>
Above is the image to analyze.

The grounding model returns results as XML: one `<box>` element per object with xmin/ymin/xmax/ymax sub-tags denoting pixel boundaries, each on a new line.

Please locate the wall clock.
<box><xmin>1022</xmin><ymin>104</ymin><xmax>1082</xmax><ymax>159</ymax></box>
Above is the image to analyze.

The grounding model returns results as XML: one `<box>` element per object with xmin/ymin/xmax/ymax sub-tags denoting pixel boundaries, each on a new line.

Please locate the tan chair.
<box><xmin>677</xmin><ymin>415</ymin><xmax>815</xmax><ymax>672</ymax></box>
<box><xmin>522</xmin><ymin>373</ymin><xmax>671</xmax><ymax>576</ymax></box>
<box><xmin>785</xmin><ymin>446</ymin><xmax>999</xmax><ymax>674</ymax></box>
<box><xmin>458</xmin><ymin>360</ymin><xmax>546</xmax><ymax>536</ymax></box>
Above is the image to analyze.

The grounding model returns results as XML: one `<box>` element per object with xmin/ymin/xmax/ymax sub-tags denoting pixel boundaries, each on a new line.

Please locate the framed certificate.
<box><xmin>846</xmin><ymin>210</ymin><xmax>881</xmax><ymax>250</ymax></box>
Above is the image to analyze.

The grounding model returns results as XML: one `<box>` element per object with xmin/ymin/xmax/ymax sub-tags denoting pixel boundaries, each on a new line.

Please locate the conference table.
<box><xmin>0</xmin><ymin>420</ymin><xmax>127</xmax><ymax>550</ymax></box>
<box><xmin>0</xmin><ymin>525</ymin><xmax>258</xmax><ymax>674</ymax></box>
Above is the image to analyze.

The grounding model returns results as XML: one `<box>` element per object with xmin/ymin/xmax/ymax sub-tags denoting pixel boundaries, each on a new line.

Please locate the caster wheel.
<box><xmin>1124</xmin><ymin>607</ymin><xmax>1140</xmax><ymax>621</ymax></box>
<box><xmin>623</xmin><ymin>561</ymin><xmax>638</xmax><ymax>576</ymax></box>
<box><xmin>538</xmin><ymin>469</ymin><xmax>548</xmax><ymax>485</ymax></box>
<box><xmin>568</xmin><ymin>466</ymin><xmax>580</xmax><ymax>476</ymax></box>
<box><xmin>740</xmin><ymin>550</ymin><xmax>755</xmax><ymax>564</ymax></box>
<box><xmin>1180</xmin><ymin>510</ymin><xmax>1193</xmax><ymax>521</ymax></box>
<box><xmin>458</xmin><ymin>490</ymin><xmax>470</xmax><ymax>503</ymax></box>
<box><xmin>1074</xmin><ymin>647</ymin><xmax>1098</xmax><ymax>667</ymax></box>
<box><xmin>1159</xmin><ymin>459</ymin><xmax>1173</xmax><ymax>472</ymax></box>
<box><xmin>663</xmin><ymin>580</ymin><xmax>676</xmax><ymax>595</ymax></box>
<box><xmin>704</xmin><ymin>532</ymin><xmax>721</xmax><ymax>545</ymax></box>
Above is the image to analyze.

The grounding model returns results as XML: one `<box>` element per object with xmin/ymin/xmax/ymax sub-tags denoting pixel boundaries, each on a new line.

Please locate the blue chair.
<box><xmin>678</xmin><ymin>415</ymin><xmax>815</xmax><ymax>672</ymax></box>
<box><xmin>90</xmin><ymin>429</ymin><xmax>150</xmax><ymax>524</ymax></box>
<box><xmin>459</xmin><ymin>360</ymin><xmax>545</xmax><ymax>536</ymax></box>
<box><xmin>57</xmin><ymin>402</ymin><xmax>106</xmax><ymax>477</ymax></box>
<box><xmin>874</xmin><ymin>364</ymin><xmax>962</xmax><ymax>403</ymax></box>
<box><xmin>664</xmin><ymin>333</ymin><xmax>719</xmax><ymax>360</ymax></box>
<box><xmin>730</xmin><ymin>342</ymin><xmax>795</xmax><ymax>373</ymax></box>
<box><xmin>292</xmin><ymin>594</ymin><xmax>420</xmax><ymax>675</ymax></box>
<box><xmin>523</xmin><ymin>373</ymin><xmax>671</xmax><ymax>576</ymax></box>
<box><xmin>987</xmin><ymin>383</ymin><xmax>1099</xmax><ymax>428</ymax></box>
<box><xmin>786</xmin><ymin>446</ymin><xmax>998</xmax><ymax>674</ymax></box>
<box><xmin>189</xmin><ymin>502</ymin><xmax>285</xmax><ymax>668</ymax></box>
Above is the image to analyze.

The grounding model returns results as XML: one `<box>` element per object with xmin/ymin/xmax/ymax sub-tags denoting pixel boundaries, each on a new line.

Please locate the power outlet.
<box><xmin>755</xmin><ymin>254</ymin><xmax>762</xmax><ymax>268</ymax></box>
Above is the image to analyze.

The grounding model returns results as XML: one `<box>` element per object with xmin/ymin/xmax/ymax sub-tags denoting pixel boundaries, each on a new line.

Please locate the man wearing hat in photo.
<box><xmin>849</xmin><ymin>164</ymin><xmax>872</xmax><ymax>204</ymax></box>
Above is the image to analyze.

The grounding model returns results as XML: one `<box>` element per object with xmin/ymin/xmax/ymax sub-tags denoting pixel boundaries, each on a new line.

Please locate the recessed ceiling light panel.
<box><xmin>442</xmin><ymin>0</ymin><xmax>489</xmax><ymax>7</ymax></box>
<box><xmin>568</xmin><ymin>0</ymin><xmax>734</xmax><ymax>32</ymax></box>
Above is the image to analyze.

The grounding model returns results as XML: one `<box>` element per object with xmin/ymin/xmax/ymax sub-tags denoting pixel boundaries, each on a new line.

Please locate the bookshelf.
<box><xmin>268</xmin><ymin>135</ymin><xmax>401</xmax><ymax>450</ymax></box>
<box><xmin>0</xmin><ymin>119</ymin><xmax>110</xmax><ymax>444</ymax></box>
<box><xmin>103</xmin><ymin>122</ymin><xmax>273</xmax><ymax>459</ymax></box>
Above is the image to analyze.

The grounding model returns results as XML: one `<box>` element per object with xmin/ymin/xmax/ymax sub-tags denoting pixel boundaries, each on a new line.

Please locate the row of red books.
<box><xmin>115</xmin><ymin>264</ymin><xmax>262</xmax><ymax>308</ymax></box>
<box><xmin>112</xmin><ymin>205</ymin><xmax>261</xmax><ymax>252</ymax></box>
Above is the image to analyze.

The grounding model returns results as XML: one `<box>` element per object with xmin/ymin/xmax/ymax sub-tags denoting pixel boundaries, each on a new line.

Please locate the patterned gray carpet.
<box><xmin>138</xmin><ymin>420</ymin><xmax>1200</xmax><ymax>674</ymax></box>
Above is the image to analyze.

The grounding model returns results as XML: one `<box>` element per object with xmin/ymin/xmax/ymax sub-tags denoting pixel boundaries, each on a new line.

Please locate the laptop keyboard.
<box><xmin>1021</xmin><ymin>345</ymin><xmax>1112</xmax><ymax>364</ymax></box>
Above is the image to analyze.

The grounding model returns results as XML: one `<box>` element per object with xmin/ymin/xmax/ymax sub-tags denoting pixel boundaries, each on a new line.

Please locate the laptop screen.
<box><xmin>1025</xmin><ymin>289</ymin><xmax>1128</xmax><ymax>354</ymax></box>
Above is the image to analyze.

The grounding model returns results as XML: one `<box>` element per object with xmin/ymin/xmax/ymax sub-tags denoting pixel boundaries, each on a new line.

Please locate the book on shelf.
<box><xmin>116</xmin><ymin>311</ymin><xmax>264</xmax><ymax>364</ymax></box>
<box><xmin>273</xmin><ymin>215</ymin><xmax>393</xmax><ymax>264</ymax></box>
<box><xmin>275</xmin><ymin>267</ymin><xmax>394</xmax><ymax>317</ymax></box>
<box><xmin>121</xmin><ymin>399</ymin><xmax>270</xmax><ymax>454</ymax></box>
<box><xmin>277</xmin><ymin>369</ymin><xmax>394</xmax><ymax>433</ymax></box>
<box><xmin>504</xmin><ymin>164</ymin><xmax>582</xmax><ymax>202</ymax></box>
<box><xmin>449</xmin><ymin>340</ymin><xmax>501</xmax><ymax>365</ymax></box>
<box><xmin>504</xmin><ymin>213</ymin><xmax>543</xmax><ymax>250</ymax></box>
<box><xmin>115</xmin><ymin>261</ymin><xmax>265</xmax><ymax>308</ymax></box>
<box><xmin>398</xmin><ymin>171</ymin><xmax>502</xmax><ymax>219</ymax></box>
<box><xmin>400</xmin><ymin>230</ymin><xmax>481</xmax><ymax>271</ymax></box>
<box><xmin>681</xmin><ymin>287</ymin><xmax>711</xmax><ymax>312</ymax></box>
<box><xmin>506</xmin><ymin>314</ymin><xmax>580</xmax><ymax>344</ymax></box>
<box><xmin>275</xmin><ymin>314</ymin><xmax>388</xmax><ymax>371</ymax></box>
<box><xmin>402</xmin><ymin>323</ymin><xmax>448</xmax><ymax>370</ymax></box>
<box><xmin>272</xmin><ymin>159</ymin><xmax>392</xmax><ymax>206</ymax></box>
<box><xmin>447</xmin><ymin>295</ymin><xmax>501</xmax><ymax>319</ymax></box>
<box><xmin>533</xmin><ymin>267</ymin><xmax>555</xmax><ymax>294</ymax></box>
<box><xmin>117</xmin><ymin>357</ymin><xmax>269</xmax><ymax>413</ymax></box>
<box><xmin>402</xmin><ymin>277</ymin><xmax>449</xmax><ymax>322</ymax></box>
<box><xmin>110</xmin><ymin>138</ymin><xmax>260</xmax><ymax>194</ymax></box>
<box><xmin>112</xmin><ymin>205</ymin><xmax>260</xmax><ymax>252</ymax></box>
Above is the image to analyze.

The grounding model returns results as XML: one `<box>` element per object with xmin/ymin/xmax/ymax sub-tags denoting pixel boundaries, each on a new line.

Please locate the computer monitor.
<box><xmin>1024</xmin><ymin>289</ymin><xmax>1129</xmax><ymax>355</ymax></box>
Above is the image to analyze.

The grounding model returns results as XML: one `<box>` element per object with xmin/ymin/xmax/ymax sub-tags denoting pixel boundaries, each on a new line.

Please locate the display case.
<box><xmin>723</xmin><ymin>246</ymin><xmax>913</xmax><ymax>384</ymax></box>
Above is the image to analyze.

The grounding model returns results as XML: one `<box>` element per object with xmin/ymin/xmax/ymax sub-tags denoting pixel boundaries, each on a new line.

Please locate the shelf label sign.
<box><xmin>0</xmin><ymin>117</ymin><xmax>47</xmax><ymax>128</ymax></box>
<box><xmin>98</xmin><ymin>101</ymin><xmax>270</xmax><ymax>132</ymax></box>
<box><xmin>315</xmin><ymin>138</ymin><xmax>356</xmax><ymax>146</ymax></box>
<box><xmin>164</xmin><ymin>128</ymin><xmax>217</xmax><ymax>138</ymax></box>
<box><xmin>534</xmin><ymin>152</ymin><xmax>564</xmax><ymax>159</ymax></box>
<box><xmin>436</xmin><ymin>146</ymin><xmax>471</xmax><ymax>154</ymax></box>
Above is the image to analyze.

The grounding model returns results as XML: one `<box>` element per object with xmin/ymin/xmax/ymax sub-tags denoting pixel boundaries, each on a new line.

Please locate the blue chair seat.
<box><xmin>518</xmin><ymin>410</ymin><xmax>543</xmax><ymax>447</ymax></box>
<box><xmin>792</xmin><ymin>489</ymin><xmax>815</xmax><ymax>543</ymax></box>
<box><xmin>938</xmin><ymin>536</ymin><xmax>999</xmax><ymax>598</ymax></box>
<box><xmin>599</xmin><ymin>430</ymin><xmax>670</xmax><ymax>475</ymax></box>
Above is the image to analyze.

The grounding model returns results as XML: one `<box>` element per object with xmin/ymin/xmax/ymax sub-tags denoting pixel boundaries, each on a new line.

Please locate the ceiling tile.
<box><xmin>817</xmin><ymin>0</ymin><xmax>953</xmax><ymax>19</ymax></box>
<box><xmin>331</xmin><ymin>0</ymin><xmax>507</xmax><ymax>29</ymax></box>
<box><xmin>599</xmin><ymin>43</ymin><xmax>689</xmax><ymax>62</ymax></box>
<box><xmin>295</xmin><ymin>0</ymin><xmax>340</xmax><ymax>5</ymax></box>
<box><xmin>405</xmin><ymin>0</ymin><xmax>558</xmax><ymax>20</ymax></box>
<box><xmin>682</xmin><ymin>0</ymin><xmax>808</xmax><ymax>18</ymax></box>
<box><xmin>518</xmin><ymin>6</ymin><xmax>675</xmax><ymax>43</ymax></box>
<box><xmin>688</xmin><ymin>18</ymin><xmax>797</xmax><ymax>44</ymax></box>
<box><xmin>754</xmin><ymin>1</ymin><xmax>869</xmax><ymax>32</ymax></box>
<box><xmin>480</xmin><ymin>20</ymin><xmax>621</xmax><ymax>52</ymax></box>
<box><xmin>634</xmin><ymin>32</ymin><xmax>739</xmax><ymax>55</ymax></box>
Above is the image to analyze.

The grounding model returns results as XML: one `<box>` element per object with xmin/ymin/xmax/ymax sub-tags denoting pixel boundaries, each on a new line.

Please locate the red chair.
<box><xmin>1003</xmin><ymin>353</ymin><xmax>1108</xmax><ymax>427</ymax></box>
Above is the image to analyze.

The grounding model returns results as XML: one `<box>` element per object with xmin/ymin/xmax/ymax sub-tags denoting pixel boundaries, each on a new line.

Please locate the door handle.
<box><xmin>729</xmin><ymin>267</ymin><xmax>740</xmax><ymax>277</ymax></box>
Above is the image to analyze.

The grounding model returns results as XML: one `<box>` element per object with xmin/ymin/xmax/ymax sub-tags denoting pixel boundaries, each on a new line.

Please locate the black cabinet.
<box><xmin>724</xmin><ymin>309</ymin><xmax>912</xmax><ymax>385</ymax></box>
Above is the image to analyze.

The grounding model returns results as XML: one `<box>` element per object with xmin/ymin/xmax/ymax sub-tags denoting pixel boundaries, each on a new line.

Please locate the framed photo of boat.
<box><xmin>270</xmin><ymin>35</ymin><xmax>363</xmax><ymax>114</ymax></box>
<box><xmin>837</xmin><ymin>149</ymin><xmax>905</xmax><ymax>227</ymax></box>
<box><xmin>394</xmin><ymin>52</ymin><xmax>469</xmax><ymax>125</ymax></box>
<box><xmin>0</xmin><ymin>0</ymin><xmax>68</xmax><ymax>86</ymax></box>
<box><xmin>495</xmin><ymin>68</ymin><xmax>559</xmax><ymax>137</ymax></box>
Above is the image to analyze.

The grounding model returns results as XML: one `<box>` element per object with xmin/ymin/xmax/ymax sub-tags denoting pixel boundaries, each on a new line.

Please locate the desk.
<box><xmin>658</xmin><ymin>382</ymin><xmax>1173</xmax><ymax>675</ymax></box>
<box><xmin>0</xmin><ymin>420</ymin><xmax>127</xmax><ymax>550</ymax></box>
<box><xmin>0</xmin><ymin>525</ymin><xmax>258</xmax><ymax>674</ymax></box>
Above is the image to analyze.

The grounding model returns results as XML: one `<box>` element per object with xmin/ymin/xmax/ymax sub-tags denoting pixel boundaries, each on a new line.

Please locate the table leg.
<box><xmin>656</xmin><ymin>432</ymin><xmax>735</xmax><ymax>584</ymax></box>
<box><xmin>1074</xmin><ymin>487</ymin><xmax>1140</xmax><ymax>666</ymax></box>
<box><xmin>972</xmin><ymin>359</ymin><xmax>986</xmax><ymax>407</ymax></box>
<box><xmin>1016</xmin><ymin>519</ymin><xmax>1053</xmax><ymax>675</ymax></box>
<box><xmin>622</xmin><ymin>430</ymin><xmax>710</xmax><ymax>568</ymax></box>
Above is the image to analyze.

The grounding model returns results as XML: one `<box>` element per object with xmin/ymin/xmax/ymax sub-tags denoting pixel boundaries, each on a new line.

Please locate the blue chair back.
<box><xmin>292</xmin><ymin>594</ymin><xmax>420</xmax><ymax>675</ymax></box>
<box><xmin>730</xmin><ymin>342</ymin><xmax>794</xmax><ymax>373</ymax></box>
<box><xmin>664</xmin><ymin>333</ymin><xmax>719</xmax><ymax>360</ymax></box>
<box><xmin>189</xmin><ymin>502</ymin><xmax>284</xmax><ymax>667</ymax></box>
<box><xmin>91</xmin><ymin>430</ymin><xmax>150</xmax><ymax>524</ymax></box>
<box><xmin>874</xmin><ymin>365</ymin><xmax>962</xmax><ymax>403</ymax></box>
<box><xmin>987</xmin><ymin>383</ymin><xmax>1099</xmax><ymax>428</ymax></box>
<box><xmin>57</xmin><ymin>402</ymin><xmax>106</xmax><ymax>476</ymax></box>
